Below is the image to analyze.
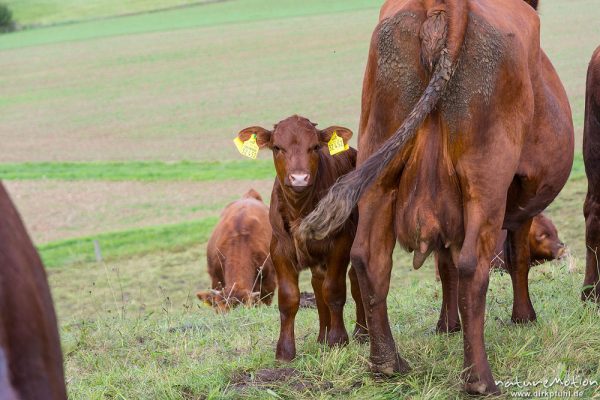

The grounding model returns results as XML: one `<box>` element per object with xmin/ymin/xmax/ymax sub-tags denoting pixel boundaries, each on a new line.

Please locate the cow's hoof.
<box><xmin>275</xmin><ymin>342</ymin><xmax>295</xmax><ymax>362</ymax></box>
<box><xmin>511</xmin><ymin>311</ymin><xmax>537</xmax><ymax>324</ymax></box>
<box><xmin>511</xmin><ymin>303</ymin><xmax>537</xmax><ymax>324</ymax></box>
<box><xmin>435</xmin><ymin>319</ymin><xmax>461</xmax><ymax>334</ymax></box>
<box><xmin>327</xmin><ymin>330</ymin><xmax>349</xmax><ymax>347</ymax></box>
<box><xmin>369</xmin><ymin>355</ymin><xmax>410</xmax><ymax>377</ymax></box>
<box><xmin>581</xmin><ymin>287</ymin><xmax>600</xmax><ymax>303</ymax></box>
<box><xmin>464</xmin><ymin>379</ymin><xmax>501</xmax><ymax>396</ymax></box>
<box><xmin>317</xmin><ymin>331</ymin><xmax>327</xmax><ymax>344</ymax></box>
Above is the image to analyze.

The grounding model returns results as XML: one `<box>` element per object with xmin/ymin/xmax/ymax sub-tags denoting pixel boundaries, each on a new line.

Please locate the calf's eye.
<box><xmin>311</xmin><ymin>145</ymin><xmax>320</xmax><ymax>152</ymax></box>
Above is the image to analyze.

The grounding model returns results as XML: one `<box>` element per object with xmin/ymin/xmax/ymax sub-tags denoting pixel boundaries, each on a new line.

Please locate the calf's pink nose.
<box><xmin>289</xmin><ymin>173</ymin><xmax>310</xmax><ymax>187</ymax></box>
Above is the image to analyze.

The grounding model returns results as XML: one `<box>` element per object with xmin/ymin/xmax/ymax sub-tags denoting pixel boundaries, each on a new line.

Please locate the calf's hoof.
<box><xmin>435</xmin><ymin>319</ymin><xmax>461</xmax><ymax>334</ymax></box>
<box><xmin>327</xmin><ymin>329</ymin><xmax>349</xmax><ymax>347</ymax></box>
<box><xmin>369</xmin><ymin>354</ymin><xmax>411</xmax><ymax>377</ymax></box>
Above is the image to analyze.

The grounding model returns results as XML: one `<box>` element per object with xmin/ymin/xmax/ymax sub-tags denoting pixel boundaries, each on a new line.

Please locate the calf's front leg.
<box><xmin>272</xmin><ymin>251</ymin><xmax>300</xmax><ymax>362</ymax></box>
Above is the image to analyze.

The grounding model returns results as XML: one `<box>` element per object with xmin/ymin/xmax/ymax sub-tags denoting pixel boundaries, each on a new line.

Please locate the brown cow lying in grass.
<box><xmin>435</xmin><ymin>213</ymin><xmax>565</xmax><ymax>279</ymax></box>
<box><xmin>0</xmin><ymin>183</ymin><xmax>66</xmax><ymax>399</ymax></box>
<box><xmin>197</xmin><ymin>189</ymin><xmax>276</xmax><ymax>312</ymax></box>
<box><xmin>237</xmin><ymin>115</ymin><xmax>367</xmax><ymax>362</ymax></box>
<box><xmin>583</xmin><ymin>45</ymin><xmax>600</xmax><ymax>302</ymax></box>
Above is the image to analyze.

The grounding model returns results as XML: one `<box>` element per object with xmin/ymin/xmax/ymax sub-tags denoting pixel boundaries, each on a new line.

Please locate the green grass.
<box><xmin>1</xmin><ymin>1</ymin><xmax>597</xmax><ymax>163</ymax></box>
<box><xmin>0</xmin><ymin>0</ymin><xmax>380</xmax><ymax>50</ymax></box>
<box><xmin>52</xmin><ymin>245</ymin><xmax>600</xmax><ymax>399</ymax></box>
<box><xmin>0</xmin><ymin>160</ymin><xmax>275</xmax><ymax>181</ymax></box>
<box><xmin>4</xmin><ymin>0</ymin><xmax>213</xmax><ymax>27</ymax></box>
<box><xmin>39</xmin><ymin>216</ymin><xmax>217</xmax><ymax>268</ymax></box>
<box><xmin>0</xmin><ymin>154</ymin><xmax>583</xmax><ymax>182</ymax></box>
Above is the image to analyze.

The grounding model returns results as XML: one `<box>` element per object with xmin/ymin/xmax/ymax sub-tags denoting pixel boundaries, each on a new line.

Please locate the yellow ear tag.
<box><xmin>328</xmin><ymin>131</ymin><xmax>349</xmax><ymax>156</ymax></box>
<box><xmin>233</xmin><ymin>134</ymin><xmax>259</xmax><ymax>159</ymax></box>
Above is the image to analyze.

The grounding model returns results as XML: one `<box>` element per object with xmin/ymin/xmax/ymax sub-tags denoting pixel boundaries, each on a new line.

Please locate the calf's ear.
<box><xmin>319</xmin><ymin>126</ymin><xmax>353</xmax><ymax>145</ymax></box>
<box><xmin>196</xmin><ymin>290</ymin><xmax>216</xmax><ymax>306</ymax></box>
<box><xmin>238</xmin><ymin>126</ymin><xmax>273</xmax><ymax>149</ymax></box>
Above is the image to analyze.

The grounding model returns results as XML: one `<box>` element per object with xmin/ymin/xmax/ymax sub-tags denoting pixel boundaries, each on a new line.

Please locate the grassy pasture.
<box><xmin>1</xmin><ymin>0</ymin><xmax>600</xmax><ymax>398</ymax></box>
<box><xmin>3</xmin><ymin>0</ymin><xmax>214</xmax><ymax>27</ymax></box>
<box><xmin>0</xmin><ymin>161</ymin><xmax>275</xmax><ymax>181</ymax></box>
<box><xmin>2</xmin><ymin>0</ymin><xmax>596</xmax><ymax>164</ymax></box>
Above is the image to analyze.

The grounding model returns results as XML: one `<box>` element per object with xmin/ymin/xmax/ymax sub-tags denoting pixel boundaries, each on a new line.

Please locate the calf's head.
<box><xmin>237</xmin><ymin>115</ymin><xmax>352</xmax><ymax>193</ymax></box>
<box><xmin>529</xmin><ymin>214</ymin><xmax>565</xmax><ymax>264</ymax></box>
<box><xmin>197</xmin><ymin>288</ymin><xmax>261</xmax><ymax>313</ymax></box>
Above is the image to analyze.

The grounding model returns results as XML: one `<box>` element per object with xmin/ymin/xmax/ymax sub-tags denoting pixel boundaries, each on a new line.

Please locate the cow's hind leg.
<box><xmin>458</xmin><ymin>203</ymin><xmax>501</xmax><ymax>395</ymax></box>
<box><xmin>583</xmin><ymin>196</ymin><xmax>600</xmax><ymax>302</ymax></box>
<box><xmin>310</xmin><ymin>267</ymin><xmax>331</xmax><ymax>343</ymax></box>
<box><xmin>351</xmin><ymin>189</ymin><xmax>410</xmax><ymax>376</ymax></box>
<box><xmin>505</xmin><ymin>218</ymin><xmax>537</xmax><ymax>323</ymax></box>
<box><xmin>349</xmin><ymin>265</ymin><xmax>368</xmax><ymax>342</ymax></box>
<box><xmin>436</xmin><ymin>249</ymin><xmax>461</xmax><ymax>333</ymax></box>
<box><xmin>323</xmin><ymin>242</ymin><xmax>351</xmax><ymax>347</ymax></box>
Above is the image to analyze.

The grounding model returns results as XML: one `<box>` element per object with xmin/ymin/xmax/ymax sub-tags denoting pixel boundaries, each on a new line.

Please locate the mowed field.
<box><xmin>1</xmin><ymin>0</ymin><xmax>600</xmax><ymax>398</ymax></box>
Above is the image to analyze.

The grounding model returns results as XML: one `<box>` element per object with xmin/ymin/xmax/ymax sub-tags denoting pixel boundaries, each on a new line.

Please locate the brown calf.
<box><xmin>0</xmin><ymin>183</ymin><xmax>66</xmax><ymax>399</ymax></box>
<box><xmin>237</xmin><ymin>115</ymin><xmax>366</xmax><ymax>362</ymax></box>
<box><xmin>299</xmin><ymin>0</ymin><xmax>573</xmax><ymax>395</ymax></box>
<box><xmin>435</xmin><ymin>213</ymin><xmax>565</xmax><ymax>278</ymax></box>
<box><xmin>197</xmin><ymin>189</ymin><xmax>276</xmax><ymax>312</ymax></box>
<box><xmin>583</xmin><ymin>45</ymin><xmax>600</xmax><ymax>302</ymax></box>
<box><xmin>528</xmin><ymin>214</ymin><xmax>565</xmax><ymax>265</ymax></box>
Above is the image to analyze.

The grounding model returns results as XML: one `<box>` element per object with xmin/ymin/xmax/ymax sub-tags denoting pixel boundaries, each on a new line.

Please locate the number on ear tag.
<box><xmin>328</xmin><ymin>131</ymin><xmax>349</xmax><ymax>155</ymax></box>
<box><xmin>234</xmin><ymin>134</ymin><xmax>259</xmax><ymax>159</ymax></box>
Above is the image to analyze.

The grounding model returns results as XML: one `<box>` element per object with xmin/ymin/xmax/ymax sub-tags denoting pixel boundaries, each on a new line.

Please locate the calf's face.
<box><xmin>197</xmin><ymin>288</ymin><xmax>261</xmax><ymax>313</ymax></box>
<box><xmin>529</xmin><ymin>214</ymin><xmax>565</xmax><ymax>263</ymax></box>
<box><xmin>237</xmin><ymin>116</ymin><xmax>352</xmax><ymax>192</ymax></box>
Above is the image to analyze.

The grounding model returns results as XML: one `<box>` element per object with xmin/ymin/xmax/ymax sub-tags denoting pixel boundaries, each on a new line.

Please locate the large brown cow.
<box><xmin>583</xmin><ymin>45</ymin><xmax>600</xmax><ymax>302</ymax></box>
<box><xmin>197</xmin><ymin>189</ymin><xmax>276</xmax><ymax>312</ymax></box>
<box><xmin>0</xmin><ymin>183</ymin><xmax>67</xmax><ymax>399</ymax></box>
<box><xmin>236</xmin><ymin>115</ymin><xmax>367</xmax><ymax>361</ymax></box>
<box><xmin>298</xmin><ymin>0</ymin><xmax>573</xmax><ymax>395</ymax></box>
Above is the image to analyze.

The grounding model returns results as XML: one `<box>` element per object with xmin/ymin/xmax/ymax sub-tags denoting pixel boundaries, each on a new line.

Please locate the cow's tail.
<box><xmin>297</xmin><ymin>0</ymin><xmax>468</xmax><ymax>241</ymax></box>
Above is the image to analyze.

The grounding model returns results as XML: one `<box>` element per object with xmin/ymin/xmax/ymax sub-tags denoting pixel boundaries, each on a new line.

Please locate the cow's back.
<box><xmin>372</xmin><ymin>0</ymin><xmax>541</xmax><ymax>148</ymax></box>
<box><xmin>0</xmin><ymin>183</ymin><xmax>66</xmax><ymax>399</ymax></box>
<box><xmin>210</xmin><ymin>198</ymin><xmax>270</xmax><ymax>252</ymax></box>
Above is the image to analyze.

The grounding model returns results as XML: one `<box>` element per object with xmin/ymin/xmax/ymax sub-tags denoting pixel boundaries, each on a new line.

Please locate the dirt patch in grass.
<box><xmin>231</xmin><ymin>367</ymin><xmax>333</xmax><ymax>393</ymax></box>
<box><xmin>5</xmin><ymin>179</ymin><xmax>273</xmax><ymax>243</ymax></box>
